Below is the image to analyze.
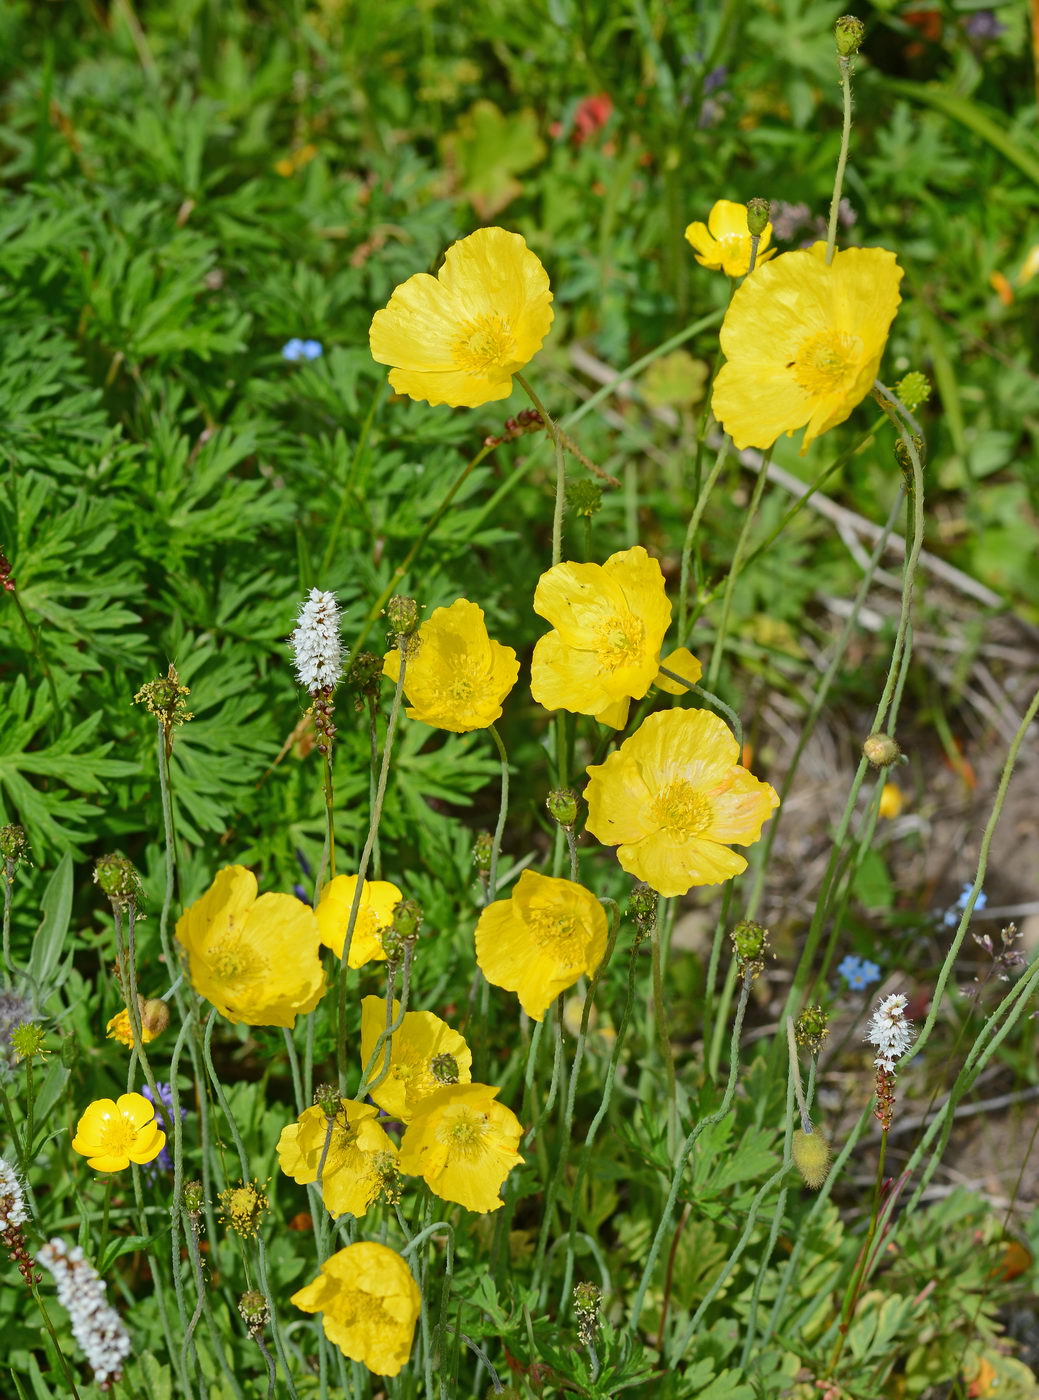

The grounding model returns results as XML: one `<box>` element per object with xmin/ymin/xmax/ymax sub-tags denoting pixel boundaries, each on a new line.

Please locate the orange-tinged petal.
<box><xmin>700</xmin><ymin>766</ymin><xmax>780</xmax><ymax>845</ymax></box>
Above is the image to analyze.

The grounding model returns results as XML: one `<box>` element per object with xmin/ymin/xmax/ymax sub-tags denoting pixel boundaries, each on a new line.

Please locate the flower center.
<box><xmin>208</xmin><ymin>936</ymin><xmax>266</xmax><ymax>983</ymax></box>
<box><xmin>652</xmin><ymin>780</ymin><xmax>712</xmax><ymax>838</ymax></box>
<box><xmin>452</xmin><ymin>315</ymin><xmax>517</xmax><ymax>374</ymax></box>
<box><xmin>790</xmin><ymin>330</ymin><xmax>862</xmax><ymax>397</ymax></box>
<box><xmin>98</xmin><ymin>1116</ymin><xmax>139</xmax><ymax>1156</ymax></box>
<box><xmin>594</xmin><ymin>614</ymin><xmax>645</xmax><ymax>671</ymax></box>
<box><xmin>444</xmin><ymin>1109</ymin><xmax>487</xmax><ymax>1158</ymax></box>
<box><xmin>339</xmin><ymin>1286</ymin><xmax>396</xmax><ymax>1332</ymax></box>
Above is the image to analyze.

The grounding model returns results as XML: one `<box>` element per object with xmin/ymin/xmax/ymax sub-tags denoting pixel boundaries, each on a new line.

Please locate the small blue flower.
<box><xmin>943</xmin><ymin>882</ymin><xmax>986</xmax><ymax>927</ymax></box>
<box><xmin>838</xmin><ymin>955</ymin><xmax>881</xmax><ymax>992</ymax></box>
<box><xmin>300</xmin><ymin>339</ymin><xmax>323</xmax><ymax>360</ymax></box>
<box><xmin>282</xmin><ymin>337</ymin><xmax>306</xmax><ymax>362</ymax></box>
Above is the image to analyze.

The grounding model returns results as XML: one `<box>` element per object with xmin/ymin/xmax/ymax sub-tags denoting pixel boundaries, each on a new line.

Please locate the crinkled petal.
<box><xmin>618</xmin><ymin>831</ymin><xmax>747</xmax><ymax>896</ymax></box>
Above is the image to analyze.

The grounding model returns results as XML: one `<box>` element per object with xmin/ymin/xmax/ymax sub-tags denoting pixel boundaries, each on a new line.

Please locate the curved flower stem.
<box><xmin>534</xmin><ymin>899</ymin><xmax>621</xmax><ymax>1276</ymax></box>
<box><xmin>704</xmin><ymin>447</ymin><xmax>772</xmax><ymax>691</ymax></box>
<box><xmin>348</xmin><ymin>447</ymin><xmax>494</xmax><ymax>656</ymax></box>
<box><xmin>650</xmin><ymin>900</ymin><xmax>679</xmax><ymax>1156</ymax></box>
<box><xmin>678</xmin><ymin>439</ymin><xmax>728</xmax><ymax>644</ymax></box>
<box><xmin>486</xmin><ymin>724</ymin><xmax>510</xmax><ymax>902</ymax></box>
<box><xmin>825</xmin><ymin>56</ymin><xmax>854</xmax><ymax>265</ymax></box>
<box><xmin>336</xmin><ymin>653</ymin><xmax>407</xmax><ymax>1091</ymax></box>
<box><xmin>627</xmin><ymin>968</ymin><xmax>754</xmax><ymax>1337</ymax></box>
<box><xmin>515</xmin><ymin>374</ymin><xmax>566</xmax><ymax>566</ymax></box>
<box><xmin>560</xmin><ymin>936</ymin><xmax>642</xmax><ymax>1308</ymax></box>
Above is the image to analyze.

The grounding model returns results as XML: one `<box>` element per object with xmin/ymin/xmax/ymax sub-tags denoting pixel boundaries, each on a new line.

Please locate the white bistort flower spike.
<box><xmin>38</xmin><ymin>1238</ymin><xmax>132</xmax><ymax>1392</ymax></box>
<box><xmin>290</xmin><ymin>588</ymin><xmax>343</xmax><ymax>695</ymax></box>
<box><xmin>0</xmin><ymin>1155</ymin><xmax>28</xmax><ymax>1229</ymax></box>
<box><xmin>866</xmin><ymin>991</ymin><xmax>913</xmax><ymax>1073</ymax></box>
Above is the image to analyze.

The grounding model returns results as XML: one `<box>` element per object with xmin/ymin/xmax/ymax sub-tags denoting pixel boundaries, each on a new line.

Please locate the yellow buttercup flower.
<box><xmin>398</xmin><ymin>1083</ymin><xmax>523</xmax><ymax>1213</ymax></box>
<box><xmin>684</xmin><ymin>199</ymin><xmax>776</xmax><ymax>277</ymax></box>
<box><xmin>368</xmin><ymin>226</ymin><xmax>554</xmax><ymax>407</ymax></box>
<box><xmin>383</xmin><ymin>598</ymin><xmax>519</xmax><ymax>733</ymax></box>
<box><xmin>175</xmin><ymin>866</ymin><xmax>325</xmax><ymax>1028</ymax></box>
<box><xmin>530</xmin><ymin>545</ymin><xmax>672</xmax><ymax>729</ymax></box>
<box><xmin>291</xmin><ymin>1242</ymin><xmax>421</xmax><ymax>1377</ymax></box>
<box><xmin>878</xmin><ymin>782</ymin><xmax>903</xmax><ymax>819</ymax></box>
<box><xmin>712</xmin><ymin>244</ymin><xmax>904</xmax><ymax>452</ymax></box>
<box><xmin>71</xmin><ymin>1093</ymin><xmax>166</xmax><ymax>1173</ymax></box>
<box><xmin>278</xmin><ymin>1099</ymin><xmax>398</xmax><ymax>1219</ymax></box>
<box><xmin>315</xmin><ymin>874</ymin><xmax>402</xmax><ymax>968</ymax></box>
<box><xmin>585</xmin><ymin>709</ymin><xmax>779</xmax><ymax>897</ymax></box>
<box><xmin>475</xmin><ymin>870</ymin><xmax>608</xmax><ymax>1021</ymax></box>
<box><xmin>360</xmin><ymin>997</ymin><xmax>472</xmax><ymax>1121</ymax></box>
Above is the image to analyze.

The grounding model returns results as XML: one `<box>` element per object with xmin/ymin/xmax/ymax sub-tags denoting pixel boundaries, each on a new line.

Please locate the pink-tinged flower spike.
<box><xmin>866</xmin><ymin>991</ymin><xmax>914</xmax><ymax>1129</ymax></box>
<box><xmin>0</xmin><ymin>1156</ymin><xmax>37</xmax><ymax>1287</ymax></box>
<box><xmin>38</xmin><ymin>1239</ymin><xmax>132</xmax><ymax>1391</ymax></box>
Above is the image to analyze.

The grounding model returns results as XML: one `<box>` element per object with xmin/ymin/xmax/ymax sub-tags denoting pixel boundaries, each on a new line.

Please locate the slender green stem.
<box><xmin>658</xmin><ymin>668</ymin><xmax>743</xmax><ymax>750</ymax></box>
<box><xmin>826</xmin><ymin>56</ymin><xmax>853</xmax><ymax>265</ymax></box>
<box><xmin>29</xmin><ymin>1288</ymin><xmax>84</xmax><ymax>1400</ymax></box>
<box><xmin>628</xmin><ymin>969</ymin><xmax>754</xmax><ymax>1335</ymax></box>
<box><xmin>323</xmin><ymin>747</ymin><xmax>336</xmax><ymax>882</ymax></box>
<box><xmin>515</xmin><ymin>374</ymin><xmax>566</xmax><ymax>566</ymax></box>
<box><xmin>348</xmin><ymin>446</ymin><xmax>494</xmax><ymax>655</ymax></box>
<box><xmin>335</xmin><ymin>652</ymin><xmax>407</xmax><ymax>1089</ymax></box>
<box><xmin>9</xmin><ymin>588</ymin><xmax>62</xmax><ymax>724</ymax></box>
<box><xmin>650</xmin><ymin>905</ymin><xmax>679</xmax><ymax>1155</ymax></box>
<box><xmin>705</xmin><ymin>448</ymin><xmax>772</xmax><ymax>690</ymax></box>
<box><xmin>2</xmin><ymin>863</ymin><xmax>14</xmax><ymax>985</ymax></box>
<box><xmin>486</xmin><ymin>724</ymin><xmax>509</xmax><ymax>903</ymax></box>
<box><xmin>678</xmin><ymin>440</ymin><xmax>728</xmax><ymax>643</ymax></box>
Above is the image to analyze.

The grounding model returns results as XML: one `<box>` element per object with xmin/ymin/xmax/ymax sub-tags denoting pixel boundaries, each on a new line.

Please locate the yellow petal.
<box><xmin>618</xmin><ymin>830</ymin><xmax>747</xmax><ymax>896</ymax></box>
<box><xmin>655</xmin><ymin>647</ymin><xmax>703</xmax><ymax>693</ymax></box>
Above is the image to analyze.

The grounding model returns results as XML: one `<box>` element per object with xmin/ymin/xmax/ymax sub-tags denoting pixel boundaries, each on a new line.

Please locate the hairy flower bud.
<box><xmin>730</xmin><ymin>920</ymin><xmax>770</xmax><ymax>979</ymax></box>
<box><xmin>313</xmin><ymin>1083</ymin><xmax>341</xmax><ymax>1120</ymax></box>
<box><xmin>390</xmin><ymin>898</ymin><xmax>423</xmax><ymax>943</ymax></box>
<box><xmin>546</xmin><ymin>788</ymin><xmax>578</xmax><ymax>829</ymax></box>
<box><xmin>746</xmin><ymin>198</ymin><xmax>771</xmax><ymax>237</ymax></box>
<box><xmin>182</xmin><ymin>1180</ymin><xmax>205</xmax><ymax>1217</ymax></box>
<box><xmin>863</xmin><ymin>732</ymin><xmax>901</xmax><ymax>768</ymax></box>
<box><xmin>834</xmin><ymin>14</ymin><xmax>865</xmax><ymax>56</ymax></box>
<box><xmin>385</xmin><ymin>595</ymin><xmax>419</xmax><ymax>640</ymax></box>
<box><xmin>628</xmin><ymin>882</ymin><xmax>657</xmax><ymax>936</ymax></box>
<box><xmin>565</xmin><ymin>479</ymin><xmax>603</xmax><ymax>518</ymax></box>
<box><xmin>472</xmin><ymin>831</ymin><xmax>494</xmax><ymax>874</ymax></box>
<box><xmin>795</xmin><ymin>1004</ymin><xmax>830</xmax><ymax>1055</ymax></box>
<box><xmin>93</xmin><ymin>854</ymin><xmax>141</xmax><ymax>909</ymax></box>
<box><xmin>0</xmin><ymin>825</ymin><xmax>29</xmax><ymax>865</ymax></box>
<box><xmin>792</xmin><ymin>1128</ymin><xmax>831</xmax><ymax>1189</ymax></box>
<box><xmin>895</xmin><ymin>371</ymin><xmax>931</xmax><ymax>413</ymax></box>
<box><xmin>238</xmin><ymin>1289</ymin><xmax>270</xmax><ymax>1333</ymax></box>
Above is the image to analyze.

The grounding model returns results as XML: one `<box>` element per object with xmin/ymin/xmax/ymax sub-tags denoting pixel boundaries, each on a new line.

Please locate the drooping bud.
<box><xmin>792</xmin><ymin>1128</ymin><xmax>831</xmax><ymax>1189</ymax></box>
<box><xmin>546</xmin><ymin>788</ymin><xmax>578</xmax><ymax>830</ymax></box>
<box><xmin>795</xmin><ymin>1004</ymin><xmax>830</xmax><ymax>1055</ymax></box>
<box><xmin>746</xmin><ymin>198</ymin><xmax>771</xmax><ymax>237</ymax></box>
<box><xmin>93</xmin><ymin>854</ymin><xmax>142</xmax><ymax>910</ymax></box>
<box><xmin>730</xmin><ymin>920</ymin><xmax>770</xmax><ymax>979</ymax></box>
<box><xmin>862</xmin><ymin>732</ymin><xmax>901</xmax><ymax>768</ymax></box>
<box><xmin>834</xmin><ymin>14</ymin><xmax>865</xmax><ymax>56</ymax></box>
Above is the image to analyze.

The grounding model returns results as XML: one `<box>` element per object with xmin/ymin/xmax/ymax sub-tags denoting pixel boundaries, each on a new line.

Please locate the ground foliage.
<box><xmin>1</xmin><ymin>2</ymin><xmax>1038</xmax><ymax>1399</ymax></box>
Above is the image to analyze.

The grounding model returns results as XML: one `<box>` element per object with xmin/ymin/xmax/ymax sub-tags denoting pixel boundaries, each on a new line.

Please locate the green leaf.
<box><xmin>27</xmin><ymin>850</ymin><xmax>73</xmax><ymax>988</ymax></box>
<box><xmin>440</xmin><ymin>100</ymin><xmax>545</xmax><ymax>218</ymax></box>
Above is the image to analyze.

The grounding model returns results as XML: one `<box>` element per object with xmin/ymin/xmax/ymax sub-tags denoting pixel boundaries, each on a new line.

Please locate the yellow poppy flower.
<box><xmin>530</xmin><ymin>545</ymin><xmax>672</xmax><ymax>729</ymax></box>
<box><xmin>291</xmin><ymin>1241</ymin><xmax>421</xmax><ymax>1377</ymax></box>
<box><xmin>175</xmin><ymin>866</ymin><xmax>325</xmax><ymax>1028</ymax></box>
<box><xmin>368</xmin><ymin>226</ymin><xmax>554</xmax><ymax>407</ymax></box>
<box><xmin>383</xmin><ymin>598</ymin><xmax>519</xmax><ymax>733</ymax></box>
<box><xmin>71</xmin><ymin>1093</ymin><xmax>166</xmax><ymax>1173</ymax></box>
<box><xmin>712</xmin><ymin>244</ymin><xmax>904</xmax><ymax>452</ymax></box>
<box><xmin>584</xmin><ymin>709</ymin><xmax>779</xmax><ymax>897</ymax></box>
<box><xmin>360</xmin><ymin>997</ymin><xmax>472</xmax><ymax>1121</ymax></box>
<box><xmin>475</xmin><ymin>870</ymin><xmax>608</xmax><ymax>1021</ymax></box>
<box><xmin>398</xmin><ymin>1083</ymin><xmax>523</xmax><ymax>1213</ymax></box>
<box><xmin>277</xmin><ymin>1099</ymin><xmax>397</xmax><ymax>1219</ymax></box>
<box><xmin>105</xmin><ymin>996</ymin><xmax>169</xmax><ymax>1048</ymax></box>
<box><xmin>878</xmin><ymin>782</ymin><xmax>903</xmax><ymax>819</ymax></box>
<box><xmin>684</xmin><ymin>199</ymin><xmax>776</xmax><ymax>277</ymax></box>
<box><xmin>315</xmin><ymin>874</ymin><xmax>402</xmax><ymax>968</ymax></box>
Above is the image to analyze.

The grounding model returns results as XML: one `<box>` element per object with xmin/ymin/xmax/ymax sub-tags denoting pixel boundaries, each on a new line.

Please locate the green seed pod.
<box><xmin>472</xmin><ymin>831</ymin><xmax>494</xmax><ymax>874</ymax></box>
<box><xmin>0</xmin><ymin>824</ymin><xmax>29</xmax><ymax>864</ymax></box>
<box><xmin>93</xmin><ymin>854</ymin><xmax>142</xmax><ymax>907</ymax></box>
<box><xmin>834</xmin><ymin>14</ymin><xmax>865</xmax><ymax>56</ymax></box>
<box><xmin>385</xmin><ymin>595</ymin><xmax>419</xmax><ymax>639</ymax></box>
<box><xmin>546</xmin><ymin>788</ymin><xmax>579</xmax><ymax>829</ymax></box>
<box><xmin>430</xmin><ymin>1052</ymin><xmax>459</xmax><ymax>1085</ymax></box>
<box><xmin>730</xmin><ymin>920</ymin><xmax>770</xmax><ymax>978</ymax></box>
<box><xmin>895</xmin><ymin>371</ymin><xmax>931</xmax><ymax>413</ymax></box>
<box><xmin>795</xmin><ymin>1004</ymin><xmax>831</xmax><ymax>1055</ymax></box>
<box><xmin>391</xmin><ymin>898</ymin><xmax>424</xmax><ymax>942</ymax></box>
<box><xmin>566</xmin><ymin>479</ymin><xmax>603</xmax><ymax>518</ymax></box>
<box><xmin>746</xmin><ymin>198</ymin><xmax>771</xmax><ymax>237</ymax></box>
<box><xmin>793</xmin><ymin>1128</ymin><xmax>831</xmax><ymax>1189</ymax></box>
<box><xmin>863</xmin><ymin>732</ymin><xmax>901</xmax><ymax>768</ymax></box>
